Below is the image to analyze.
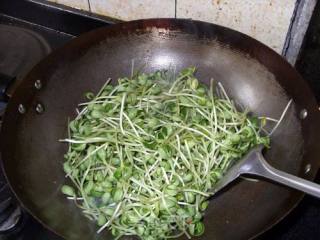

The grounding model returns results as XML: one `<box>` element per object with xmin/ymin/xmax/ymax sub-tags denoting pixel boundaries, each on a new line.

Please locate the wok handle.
<box><xmin>249</xmin><ymin>152</ymin><xmax>320</xmax><ymax>198</ymax></box>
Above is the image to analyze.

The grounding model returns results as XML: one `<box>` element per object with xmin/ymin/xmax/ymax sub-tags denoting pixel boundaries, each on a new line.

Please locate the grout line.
<box><xmin>282</xmin><ymin>0</ymin><xmax>300</xmax><ymax>57</ymax></box>
<box><xmin>175</xmin><ymin>0</ymin><xmax>177</xmax><ymax>18</ymax></box>
<box><xmin>87</xmin><ymin>0</ymin><xmax>91</xmax><ymax>12</ymax></box>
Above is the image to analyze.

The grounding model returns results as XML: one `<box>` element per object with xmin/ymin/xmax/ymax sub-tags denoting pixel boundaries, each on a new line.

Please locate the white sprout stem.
<box><xmin>73</xmin><ymin>143</ymin><xmax>107</xmax><ymax>169</ymax></box>
<box><xmin>172</xmin><ymin>124</ymin><xmax>212</xmax><ymax>141</ymax></box>
<box><xmin>183</xmin><ymin>189</ymin><xmax>210</xmax><ymax>197</ymax></box>
<box><xmin>76</xmin><ymin>107</ymin><xmax>88</xmax><ymax>120</ymax></box>
<box><xmin>123</xmin><ymin>112</ymin><xmax>140</xmax><ymax>138</ymax></box>
<box><xmin>97</xmin><ymin>202</ymin><xmax>122</xmax><ymax>234</ymax></box>
<box><xmin>164</xmin><ymin>92</ymin><xmax>203</xmax><ymax>100</ymax></box>
<box><xmin>259</xmin><ymin>116</ymin><xmax>279</xmax><ymax>122</ymax></box>
<box><xmin>67</xmin><ymin>197</ymin><xmax>84</xmax><ymax>200</ymax></box>
<box><xmin>131</xmin><ymin>59</ymin><xmax>135</xmax><ymax>78</ymax></box>
<box><xmin>218</xmin><ymin>82</ymin><xmax>231</xmax><ymax>103</ymax></box>
<box><xmin>60</xmin><ymin>138</ymin><xmax>109</xmax><ymax>144</ymax></box>
<box><xmin>269</xmin><ymin>99</ymin><xmax>293</xmax><ymax>136</ymax></box>
<box><xmin>119</xmin><ymin>93</ymin><xmax>127</xmax><ymax>135</ymax></box>
<box><xmin>177</xmin><ymin>201</ymin><xmax>193</xmax><ymax>206</ymax></box>
<box><xmin>161</xmin><ymin>167</ymin><xmax>170</xmax><ymax>185</ymax></box>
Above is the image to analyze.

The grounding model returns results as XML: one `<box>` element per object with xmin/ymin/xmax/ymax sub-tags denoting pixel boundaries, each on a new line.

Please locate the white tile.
<box><xmin>56</xmin><ymin>0</ymin><xmax>89</xmax><ymax>11</ymax></box>
<box><xmin>89</xmin><ymin>0</ymin><xmax>175</xmax><ymax>20</ymax></box>
<box><xmin>177</xmin><ymin>0</ymin><xmax>296</xmax><ymax>53</ymax></box>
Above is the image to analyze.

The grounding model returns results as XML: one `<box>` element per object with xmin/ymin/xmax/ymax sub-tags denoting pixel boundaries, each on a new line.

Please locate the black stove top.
<box><xmin>0</xmin><ymin>0</ymin><xmax>320</xmax><ymax>239</ymax></box>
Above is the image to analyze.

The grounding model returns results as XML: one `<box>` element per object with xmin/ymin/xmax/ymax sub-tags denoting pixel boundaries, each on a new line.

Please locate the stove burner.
<box><xmin>0</xmin><ymin>172</ymin><xmax>22</xmax><ymax>233</ymax></box>
<box><xmin>0</xmin><ymin>205</ymin><xmax>21</xmax><ymax>232</ymax></box>
<box><xmin>0</xmin><ymin>24</ymin><xmax>51</xmax><ymax>80</ymax></box>
<box><xmin>0</xmin><ymin>24</ymin><xmax>51</xmax><ymax>235</ymax></box>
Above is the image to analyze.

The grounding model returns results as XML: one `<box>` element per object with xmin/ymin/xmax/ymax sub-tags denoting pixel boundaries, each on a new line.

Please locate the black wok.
<box><xmin>1</xmin><ymin>19</ymin><xmax>320</xmax><ymax>240</ymax></box>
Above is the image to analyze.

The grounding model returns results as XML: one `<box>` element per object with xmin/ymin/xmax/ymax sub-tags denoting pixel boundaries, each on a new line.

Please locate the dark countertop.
<box><xmin>296</xmin><ymin>1</ymin><xmax>320</xmax><ymax>102</ymax></box>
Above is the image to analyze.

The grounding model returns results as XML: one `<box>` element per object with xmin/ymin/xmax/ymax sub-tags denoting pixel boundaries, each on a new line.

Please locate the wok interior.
<box><xmin>1</xmin><ymin>22</ymin><xmax>311</xmax><ymax>240</ymax></box>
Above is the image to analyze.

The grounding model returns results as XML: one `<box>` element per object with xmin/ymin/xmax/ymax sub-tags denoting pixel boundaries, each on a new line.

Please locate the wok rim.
<box><xmin>1</xmin><ymin>18</ymin><xmax>319</xmax><ymax>240</ymax></box>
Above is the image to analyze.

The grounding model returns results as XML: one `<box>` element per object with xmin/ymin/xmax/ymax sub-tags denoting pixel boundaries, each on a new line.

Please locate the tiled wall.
<box><xmin>47</xmin><ymin>0</ymin><xmax>297</xmax><ymax>53</ymax></box>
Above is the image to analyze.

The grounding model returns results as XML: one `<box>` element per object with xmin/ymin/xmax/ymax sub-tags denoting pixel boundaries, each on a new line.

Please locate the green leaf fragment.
<box><xmin>61</xmin><ymin>185</ymin><xmax>75</xmax><ymax>197</ymax></box>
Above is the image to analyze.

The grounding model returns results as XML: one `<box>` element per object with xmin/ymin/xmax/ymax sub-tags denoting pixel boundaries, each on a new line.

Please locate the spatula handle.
<box><xmin>248</xmin><ymin>152</ymin><xmax>320</xmax><ymax>198</ymax></box>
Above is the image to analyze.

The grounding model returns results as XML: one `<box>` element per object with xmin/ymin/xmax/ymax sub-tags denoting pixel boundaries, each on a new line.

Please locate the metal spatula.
<box><xmin>213</xmin><ymin>145</ymin><xmax>320</xmax><ymax>198</ymax></box>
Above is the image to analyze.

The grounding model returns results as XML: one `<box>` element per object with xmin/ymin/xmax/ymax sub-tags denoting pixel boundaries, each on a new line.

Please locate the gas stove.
<box><xmin>0</xmin><ymin>1</ymin><xmax>319</xmax><ymax>239</ymax></box>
